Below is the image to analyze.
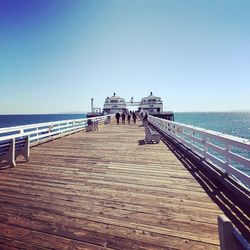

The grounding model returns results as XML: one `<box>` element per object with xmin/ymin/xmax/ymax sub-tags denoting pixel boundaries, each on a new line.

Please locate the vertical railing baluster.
<box><xmin>202</xmin><ymin>135</ymin><xmax>207</xmax><ymax>159</ymax></box>
<box><xmin>224</xmin><ymin>144</ymin><xmax>230</xmax><ymax>174</ymax></box>
<box><xmin>36</xmin><ymin>127</ymin><xmax>39</xmax><ymax>142</ymax></box>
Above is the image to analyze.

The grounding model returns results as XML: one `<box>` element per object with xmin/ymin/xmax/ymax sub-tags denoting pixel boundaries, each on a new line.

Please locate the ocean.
<box><xmin>0</xmin><ymin>114</ymin><xmax>86</xmax><ymax>129</ymax></box>
<box><xmin>0</xmin><ymin>112</ymin><xmax>250</xmax><ymax>139</ymax></box>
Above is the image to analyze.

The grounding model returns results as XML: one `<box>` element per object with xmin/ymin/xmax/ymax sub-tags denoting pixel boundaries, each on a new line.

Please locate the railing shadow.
<box><xmin>138</xmin><ymin>139</ymin><xmax>147</xmax><ymax>145</ymax></box>
<box><xmin>0</xmin><ymin>161</ymin><xmax>10</xmax><ymax>170</ymax></box>
<box><xmin>160</xmin><ymin>134</ymin><xmax>250</xmax><ymax>241</ymax></box>
<box><xmin>0</xmin><ymin>158</ymin><xmax>28</xmax><ymax>170</ymax></box>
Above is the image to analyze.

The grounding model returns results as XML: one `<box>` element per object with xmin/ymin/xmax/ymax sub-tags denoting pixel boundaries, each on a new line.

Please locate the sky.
<box><xmin>0</xmin><ymin>0</ymin><xmax>250</xmax><ymax>114</ymax></box>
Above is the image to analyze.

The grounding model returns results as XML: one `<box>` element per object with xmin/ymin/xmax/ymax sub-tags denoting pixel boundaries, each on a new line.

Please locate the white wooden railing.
<box><xmin>0</xmin><ymin>115</ymin><xmax>113</xmax><ymax>146</ymax></box>
<box><xmin>148</xmin><ymin>115</ymin><xmax>250</xmax><ymax>187</ymax></box>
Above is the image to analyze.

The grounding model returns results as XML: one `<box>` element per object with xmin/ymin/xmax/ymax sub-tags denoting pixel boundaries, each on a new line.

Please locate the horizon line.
<box><xmin>1</xmin><ymin>110</ymin><xmax>250</xmax><ymax>115</ymax></box>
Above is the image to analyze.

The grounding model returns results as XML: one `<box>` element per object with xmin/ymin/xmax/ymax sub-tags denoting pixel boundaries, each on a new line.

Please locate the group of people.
<box><xmin>115</xmin><ymin>111</ymin><xmax>137</xmax><ymax>125</ymax></box>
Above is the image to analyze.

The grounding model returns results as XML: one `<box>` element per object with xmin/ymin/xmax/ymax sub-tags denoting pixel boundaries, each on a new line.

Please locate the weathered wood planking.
<box><xmin>0</xmin><ymin>120</ymin><xmax>233</xmax><ymax>249</ymax></box>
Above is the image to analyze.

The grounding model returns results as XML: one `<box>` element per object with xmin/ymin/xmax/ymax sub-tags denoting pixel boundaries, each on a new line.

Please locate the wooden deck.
<box><xmin>0</xmin><ymin>120</ymin><xmax>234</xmax><ymax>249</ymax></box>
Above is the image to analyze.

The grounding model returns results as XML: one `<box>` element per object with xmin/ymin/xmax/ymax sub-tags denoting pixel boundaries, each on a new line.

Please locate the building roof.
<box><xmin>106</xmin><ymin>92</ymin><xmax>125</xmax><ymax>101</ymax></box>
<box><xmin>141</xmin><ymin>92</ymin><xmax>162</xmax><ymax>101</ymax></box>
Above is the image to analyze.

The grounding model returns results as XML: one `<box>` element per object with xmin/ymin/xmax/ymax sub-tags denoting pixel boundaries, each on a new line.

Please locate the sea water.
<box><xmin>0</xmin><ymin>114</ymin><xmax>86</xmax><ymax>129</ymax></box>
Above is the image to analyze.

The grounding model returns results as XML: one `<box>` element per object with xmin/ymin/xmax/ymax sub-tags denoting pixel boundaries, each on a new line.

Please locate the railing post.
<box><xmin>67</xmin><ymin>122</ymin><xmax>69</xmax><ymax>133</ymax></box>
<box><xmin>20</xmin><ymin>129</ymin><xmax>24</xmax><ymax>135</ymax></box>
<box><xmin>176</xmin><ymin>126</ymin><xmax>183</xmax><ymax>143</ymax></box>
<box><xmin>192</xmin><ymin>131</ymin><xmax>195</xmax><ymax>147</ymax></box>
<box><xmin>224</xmin><ymin>144</ymin><xmax>230</xmax><ymax>174</ymax></box>
<box><xmin>9</xmin><ymin>138</ymin><xmax>16</xmax><ymax>167</ymax></box>
<box><xmin>36</xmin><ymin>127</ymin><xmax>39</xmax><ymax>142</ymax></box>
<box><xmin>171</xmin><ymin>124</ymin><xmax>175</xmax><ymax>137</ymax></box>
<box><xmin>57</xmin><ymin>124</ymin><xmax>61</xmax><ymax>135</ymax></box>
<box><xmin>22</xmin><ymin>135</ymin><xmax>30</xmax><ymax>160</ymax></box>
<box><xmin>48</xmin><ymin>125</ymin><xmax>52</xmax><ymax>137</ymax></box>
<box><xmin>202</xmin><ymin>135</ymin><xmax>208</xmax><ymax>159</ymax></box>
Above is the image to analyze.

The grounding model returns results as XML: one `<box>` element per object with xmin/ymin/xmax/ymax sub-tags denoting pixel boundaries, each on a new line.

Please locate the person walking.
<box><xmin>115</xmin><ymin>112</ymin><xmax>120</xmax><ymax>125</ymax></box>
<box><xmin>132</xmin><ymin>111</ymin><xmax>137</xmax><ymax>124</ymax></box>
<box><xmin>121</xmin><ymin>112</ymin><xmax>126</xmax><ymax>124</ymax></box>
<box><xmin>127</xmin><ymin>113</ymin><xmax>131</xmax><ymax>124</ymax></box>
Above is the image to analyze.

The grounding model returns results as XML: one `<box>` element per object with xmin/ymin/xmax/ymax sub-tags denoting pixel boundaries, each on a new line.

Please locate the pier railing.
<box><xmin>0</xmin><ymin>115</ymin><xmax>113</xmax><ymax>146</ymax></box>
<box><xmin>148</xmin><ymin>115</ymin><xmax>250</xmax><ymax>187</ymax></box>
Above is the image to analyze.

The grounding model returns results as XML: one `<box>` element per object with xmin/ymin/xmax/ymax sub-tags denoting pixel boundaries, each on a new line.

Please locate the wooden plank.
<box><xmin>0</xmin><ymin>236</ymin><xmax>47</xmax><ymax>250</ymax></box>
<box><xmin>0</xmin><ymin>223</ymin><xmax>110</xmax><ymax>250</ymax></box>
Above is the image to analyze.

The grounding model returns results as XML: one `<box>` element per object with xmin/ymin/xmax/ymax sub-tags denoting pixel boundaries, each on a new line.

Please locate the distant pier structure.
<box><xmin>102</xmin><ymin>92</ymin><xmax>174</xmax><ymax>121</ymax></box>
<box><xmin>103</xmin><ymin>93</ymin><xmax>127</xmax><ymax>114</ymax></box>
<box><xmin>138</xmin><ymin>92</ymin><xmax>174</xmax><ymax>121</ymax></box>
<box><xmin>87</xmin><ymin>98</ymin><xmax>102</xmax><ymax>118</ymax></box>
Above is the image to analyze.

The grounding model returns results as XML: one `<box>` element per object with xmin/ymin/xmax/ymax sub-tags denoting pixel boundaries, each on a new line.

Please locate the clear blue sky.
<box><xmin>0</xmin><ymin>0</ymin><xmax>249</xmax><ymax>114</ymax></box>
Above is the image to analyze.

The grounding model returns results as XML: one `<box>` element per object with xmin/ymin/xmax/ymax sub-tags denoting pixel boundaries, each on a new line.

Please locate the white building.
<box><xmin>103</xmin><ymin>93</ymin><xmax>127</xmax><ymax>114</ymax></box>
<box><xmin>138</xmin><ymin>92</ymin><xmax>163</xmax><ymax>113</ymax></box>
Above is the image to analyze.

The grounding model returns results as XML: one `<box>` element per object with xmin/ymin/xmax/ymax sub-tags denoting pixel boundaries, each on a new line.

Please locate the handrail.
<box><xmin>218</xmin><ymin>215</ymin><xmax>250</xmax><ymax>250</ymax></box>
<box><xmin>0</xmin><ymin>115</ymin><xmax>114</xmax><ymax>146</ymax></box>
<box><xmin>233</xmin><ymin>229</ymin><xmax>250</xmax><ymax>250</ymax></box>
<box><xmin>148</xmin><ymin>115</ymin><xmax>250</xmax><ymax>187</ymax></box>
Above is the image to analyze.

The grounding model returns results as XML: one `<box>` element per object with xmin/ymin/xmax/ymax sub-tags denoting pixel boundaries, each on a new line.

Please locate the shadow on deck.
<box><xmin>160</xmin><ymin>135</ymin><xmax>250</xmax><ymax>240</ymax></box>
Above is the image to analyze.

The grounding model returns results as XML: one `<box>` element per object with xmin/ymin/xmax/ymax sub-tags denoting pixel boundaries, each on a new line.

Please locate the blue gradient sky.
<box><xmin>0</xmin><ymin>0</ymin><xmax>249</xmax><ymax>114</ymax></box>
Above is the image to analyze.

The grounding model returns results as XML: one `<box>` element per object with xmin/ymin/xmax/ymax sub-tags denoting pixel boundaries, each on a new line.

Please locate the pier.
<box><xmin>0</xmin><ymin>117</ymin><xmax>249</xmax><ymax>249</ymax></box>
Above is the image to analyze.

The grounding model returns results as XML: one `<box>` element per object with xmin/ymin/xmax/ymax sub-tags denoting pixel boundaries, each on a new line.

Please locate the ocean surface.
<box><xmin>0</xmin><ymin>112</ymin><xmax>250</xmax><ymax>139</ymax></box>
<box><xmin>0</xmin><ymin>114</ymin><xmax>86</xmax><ymax>129</ymax></box>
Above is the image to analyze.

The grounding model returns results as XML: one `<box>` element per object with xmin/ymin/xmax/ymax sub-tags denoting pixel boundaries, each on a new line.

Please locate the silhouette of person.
<box><xmin>121</xmin><ymin>113</ymin><xmax>126</xmax><ymax>124</ymax></box>
<box><xmin>127</xmin><ymin>113</ymin><xmax>131</xmax><ymax>124</ymax></box>
<box><xmin>115</xmin><ymin>112</ymin><xmax>120</xmax><ymax>124</ymax></box>
<box><xmin>132</xmin><ymin>112</ymin><xmax>137</xmax><ymax>124</ymax></box>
